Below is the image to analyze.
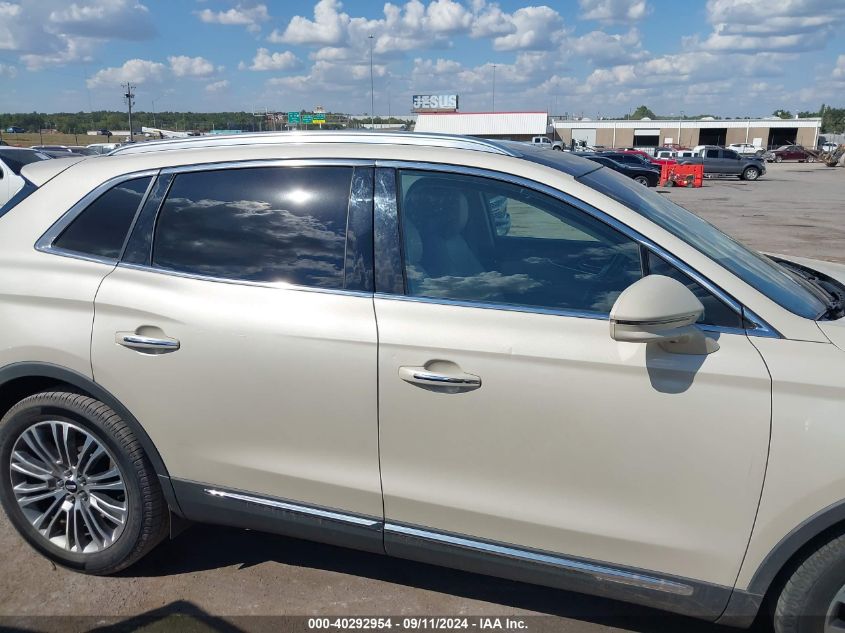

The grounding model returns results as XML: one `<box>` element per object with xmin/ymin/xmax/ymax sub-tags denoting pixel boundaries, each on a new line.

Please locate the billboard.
<box><xmin>412</xmin><ymin>94</ymin><xmax>458</xmax><ymax>112</ymax></box>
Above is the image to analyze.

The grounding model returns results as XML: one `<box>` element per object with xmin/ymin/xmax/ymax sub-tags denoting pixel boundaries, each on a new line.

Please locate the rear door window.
<box><xmin>53</xmin><ymin>176</ymin><xmax>152</xmax><ymax>260</ymax></box>
<box><xmin>151</xmin><ymin>166</ymin><xmax>352</xmax><ymax>288</ymax></box>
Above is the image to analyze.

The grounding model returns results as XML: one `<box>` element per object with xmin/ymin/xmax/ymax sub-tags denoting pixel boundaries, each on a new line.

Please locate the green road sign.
<box><xmin>288</xmin><ymin>112</ymin><xmax>300</xmax><ymax>124</ymax></box>
<box><xmin>302</xmin><ymin>114</ymin><xmax>313</xmax><ymax>124</ymax></box>
<box><xmin>313</xmin><ymin>113</ymin><xmax>326</xmax><ymax>123</ymax></box>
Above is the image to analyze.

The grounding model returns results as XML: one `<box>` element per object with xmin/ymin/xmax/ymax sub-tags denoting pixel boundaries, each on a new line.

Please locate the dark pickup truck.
<box><xmin>678</xmin><ymin>146</ymin><xmax>766</xmax><ymax>180</ymax></box>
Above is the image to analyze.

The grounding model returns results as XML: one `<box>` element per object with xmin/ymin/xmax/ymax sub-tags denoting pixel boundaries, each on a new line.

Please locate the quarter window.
<box><xmin>398</xmin><ymin>170</ymin><xmax>642</xmax><ymax>314</ymax></box>
<box><xmin>53</xmin><ymin>176</ymin><xmax>151</xmax><ymax>260</ymax></box>
<box><xmin>152</xmin><ymin>166</ymin><xmax>352</xmax><ymax>287</ymax></box>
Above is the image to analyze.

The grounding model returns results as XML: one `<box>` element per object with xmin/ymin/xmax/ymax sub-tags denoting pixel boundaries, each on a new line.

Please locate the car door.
<box><xmin>375</xmin><ymin>165</ymin><xmax>771</xmax><ymax>598</ymax></box>
<box><xmin>91</xmin><ymin>162</ymin><xmax>383</xmax><ymax>530</ymax></box>
<box><xmin>0</xmin><ymin>160</ymin><xmax>8</xmax><ymax>206</ymax></box>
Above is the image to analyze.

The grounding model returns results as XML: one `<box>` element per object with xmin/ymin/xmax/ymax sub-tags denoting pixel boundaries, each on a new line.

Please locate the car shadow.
<box><xmin>118</xmin><ymin>524</ymin><xmax>772</xmax><ymax>633</ymax></box>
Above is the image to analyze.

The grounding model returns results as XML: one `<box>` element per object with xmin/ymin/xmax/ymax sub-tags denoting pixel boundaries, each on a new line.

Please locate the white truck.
<box><xmin>530</xmin><ymin>136</ymin><xmax>564</xmax><ymax>150</ymax></box>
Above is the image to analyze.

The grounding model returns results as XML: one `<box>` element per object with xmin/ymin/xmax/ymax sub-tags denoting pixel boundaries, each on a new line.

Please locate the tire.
<box><xmin>776</xmin><ymin>155</ymin><xmax>783</xmax><ymax>163</ymax></box>
<box><xmin>808</xmin><ymin>156</ymin><xmax>816</xmax><ymax>163</ymax></box>
<box><xmin>553</xmin><ymin>146</ymin><xmax>563</xmax><ymax>151</ymax></box>
<box><xmin>633</xmin><ymin>175</ymin><xmax>650</xmax><ymax>186</ymax></box>
<box><xmin>742</xmin><ymin>167</ymin><xmax>760</xmax><ymax>181</ymax></box>
<box><xmin>774</xmin><ymin>532</ymin><xmax>845</xmax><ymax>633</ymax></box>
<box><xmin>0</xmin><ymin>392</ymin><xmax>168</xmax><ymax>574</ymax></box>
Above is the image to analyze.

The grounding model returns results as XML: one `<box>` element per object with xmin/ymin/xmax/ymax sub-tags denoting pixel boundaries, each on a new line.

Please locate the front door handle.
<box><xmin>399</xmin><ymin>364</ymin><xmax>481</xmax><ymax>391</ymax></box>
<box><xmin>116</xmin><ymin>332</ymin><xmax>180</xmax><ymax>353</ymax></box>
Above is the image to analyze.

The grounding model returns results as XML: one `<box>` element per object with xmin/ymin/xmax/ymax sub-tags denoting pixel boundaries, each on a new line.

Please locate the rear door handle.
<box><xmin>116</xmin><ymin>332</ymin><xmax>180</xmax><ymax>353</ymax></box>
<box><xmin>399</xmin><ymin>365</ymin><xmax>481</xmax><ymax>391</ymax></box>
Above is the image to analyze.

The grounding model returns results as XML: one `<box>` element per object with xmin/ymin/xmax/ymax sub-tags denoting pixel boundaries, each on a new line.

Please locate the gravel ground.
<box><xmin>1</xmin><ymin>161</ymin><xmax>842</xmax><ymax>633</ymax></box>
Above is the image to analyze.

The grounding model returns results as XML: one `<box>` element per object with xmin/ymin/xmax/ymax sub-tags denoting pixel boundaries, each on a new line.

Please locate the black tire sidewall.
<box><xmin>0</xmin><ymin>397</ymin><xmax>145</xmax><ymax>573</ymax></box>
<box><xmin>744</xmin><ymin>168</ymin><xmax>759</xmax><ymax>180</ymax></box>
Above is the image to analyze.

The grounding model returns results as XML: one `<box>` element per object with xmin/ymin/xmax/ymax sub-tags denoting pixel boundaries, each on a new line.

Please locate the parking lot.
<box><xmin>0</xmin><ymin>161</ymin><xmax>841</xmax><ymax>633</ymax></box>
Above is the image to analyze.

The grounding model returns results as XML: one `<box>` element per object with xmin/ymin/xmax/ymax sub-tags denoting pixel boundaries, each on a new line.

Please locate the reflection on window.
<box><xmin>54</xmin><ymin>177</ymin><xmax>151</xmax><ymax>260</ymax></box>
<box><xmin>152</xmin><ymin>167</ymin><xmax>351</xmax><ymax>287</ymax></box>
<box><xmin>399</xmin><ymin>170</ymin><xmax>642</xmax><ymax>314</ymax></box>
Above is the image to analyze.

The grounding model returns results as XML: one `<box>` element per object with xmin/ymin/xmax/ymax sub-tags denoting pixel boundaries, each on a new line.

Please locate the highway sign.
<box><xmin>302</xmin><ymin>114</ymin><xmax>314</xmax><ymax>124</ymax></box>
<box><xmin>288</xmin><ymin>112</ymin><xmax>300</xmax><ymax>124</ymax></box>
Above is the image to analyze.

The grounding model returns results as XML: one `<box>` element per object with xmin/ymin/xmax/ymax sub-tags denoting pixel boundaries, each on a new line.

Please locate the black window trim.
<box><xmin>119</xmin><ymin>158</ymin><xmax>375</xmax><ymax>297</ymax></box>
<box><xmin>373</xmin><ymin>160</ymin><xmax>778</xmax><ymax>339</ymax></box>
<box><xmin>35</xmin><ymin>169</ymin><xmax>159</xmax><ymax>266</ymax></box>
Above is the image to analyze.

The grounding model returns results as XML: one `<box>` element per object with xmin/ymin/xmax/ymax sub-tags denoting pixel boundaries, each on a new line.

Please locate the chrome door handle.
<box><xmin>399</xmin><ymin>366</ymin><xmax>481</xmax><ymax>390</ymax></box>
<box><xmin>116</xmin><ymin>332</ymin><xmax>180</xmax><ymax>352</ymax></box>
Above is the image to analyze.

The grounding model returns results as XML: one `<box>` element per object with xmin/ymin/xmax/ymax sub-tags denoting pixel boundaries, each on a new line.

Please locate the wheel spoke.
<box><xmin>17</xmin><ymin>489</ymin><xmax>63</xmax><ymax>507</ymax></box>
<box><xmin>19</xmin><ymin>432</ymin><xmax>57</xmax><ymax>474</ymax></box>
<box><xmin>13</xmin><ymin>481</ymin><xmax>51</xmax><ymax>494</ymax></box>
<box><xmin>79</xmin><ymin>445</ymin><xmax>105</xmax><ymax>476</ymax></box>
<box><xmin>32</xmin><ymin>495</ymin><xmax>65</xmax><ymax>533</ymax></box>
<box><xmin>11</xmin><ymin>451</ymin><xmax>55</xmax><ymax>480</ymax></box>
<box><xmin>88</xmin><ymin>492</ymin><xmax>127</xmax><ymax>525</ymax></box>
<box><xmin>78</xmin><ymin>502</ymin><xmax>108</xmax><ymax>549</ymax></box>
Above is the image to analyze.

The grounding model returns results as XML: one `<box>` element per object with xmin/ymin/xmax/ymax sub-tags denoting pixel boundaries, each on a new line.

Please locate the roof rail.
<box><xmin>110</xmin><ymin>131</ymin><xmax>519</xmax><ymax>157</ymax></box>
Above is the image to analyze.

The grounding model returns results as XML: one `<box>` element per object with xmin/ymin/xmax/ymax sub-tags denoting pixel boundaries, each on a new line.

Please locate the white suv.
<box><xmin>1</xmin><ymin>132</ymin><xmax>845</xmax><ymax>633</ymax></box>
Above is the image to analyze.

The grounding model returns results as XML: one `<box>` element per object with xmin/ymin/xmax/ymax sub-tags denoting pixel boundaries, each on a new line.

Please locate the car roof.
<box><xmin>107</xmin><ymin>131</ymin><xmax>601</xmax><ymax>179</ymax></box>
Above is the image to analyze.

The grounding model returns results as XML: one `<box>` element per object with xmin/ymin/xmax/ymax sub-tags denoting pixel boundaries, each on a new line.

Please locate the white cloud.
<box><xmin>693</xmin><ymin>0</ymin><xmax>845</xmax><ymax>52</ymax></box>
<box><xmin>86</xmin><ymin>58</ymin><xmax>167</xmax><ymax>88</ymax></box>
<box><xmin>579</xmin><ymin>0</ymin><xmax>650</xmax><ymax>23</ymax></box>
<box><xmin>196</xmin><ymin>3</ymin><xmax>269</xmax><ymax>33</ymax></box>
<box><xmin>492</xmin><ymin>6</ymin><xmax>566</xmax><ymax>51</ymax></box>
<box><xmin>168</xmin><ymin>55</ymin><xmax>215</xmax><ymax>77</ymax></box>
<box><xmin>565</xmin><ymin>28</ymin><xmax>647</xmax><ymax>67</ymax></box>
<box><xmin>245</xmin><ymin>48</ymin><xmax>299</xmax><ymax>71</ymax></box>
<box><xmin>268</xmin><ymin>0</ymin><xmax>348</xmax><ymax>45</ymax></box>
<box><xmin>832</xmin><ymin>55</ymin><xmax>845</xmax><ymax>80</ymax></box>
<box><xmin>205</xmin><ymin>79</ymin><xmax>230</xmax><ymax>93</ymax></box>
<box><xmin>1</xmin><ymin>0</ymin><xmax>156</xmax><ymax>69</ymax></box>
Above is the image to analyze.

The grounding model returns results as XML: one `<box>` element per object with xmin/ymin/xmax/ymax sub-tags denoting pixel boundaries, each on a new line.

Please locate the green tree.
<box><xmin>772</xmin><ymin>109</ymin><xmax>793</xmax><ymax>119</ymax></box>
<box><xmin>630</xmin><ymin>105</ymin><xmax>656</xmax><ymax>120</ymax></box>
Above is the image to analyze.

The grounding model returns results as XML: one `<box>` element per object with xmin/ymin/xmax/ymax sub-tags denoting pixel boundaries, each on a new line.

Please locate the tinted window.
<box><xmin>646</xmin><ymin>252</ymin><xmax>743</xmax><ymax>328</ymax></box>
<box><xmin>399</xmin><ymin>170</ymin><xmax>641</xmax><ymax>314</ymax></box>
<box><xmin>705</xmin><ymin>149</ymin><xmax>719</xmax><ymax>158</ymax></box>
<box><xmin>54</xmin><ymin>177</ymin><xmax>151</xmax><ymax>260</ymax></box>
<box><xmin>152</xmin><ymin>166</ymin><xmax>352</xmax><ymax>287</ymax></box>
<box><xmin>577</xmin><ymin>166</ymin><xmax>827</xmax><ymax>319</ymax></box>
<box><xmin>0</xmin><ymin>149</ymin><xmax>50</xmax><ymax>175</ymax></box>
<box><xmin>723</xmin><ymin>150</ymin><xmax>739</xmax><ymax>160</ymax></box>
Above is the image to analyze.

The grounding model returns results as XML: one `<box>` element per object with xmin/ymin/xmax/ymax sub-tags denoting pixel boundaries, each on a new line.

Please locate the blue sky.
<box><xmin>1</xmin><ymin>0</ymin><xmax>843</xmax><ymax>117</ymax></box>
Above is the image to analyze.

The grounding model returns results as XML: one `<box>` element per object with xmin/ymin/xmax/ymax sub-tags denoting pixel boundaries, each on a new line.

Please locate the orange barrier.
<box><xmin>659</xmin><ymin>163</ymin><xmax>704</xmax><ymax>187</ymax></box>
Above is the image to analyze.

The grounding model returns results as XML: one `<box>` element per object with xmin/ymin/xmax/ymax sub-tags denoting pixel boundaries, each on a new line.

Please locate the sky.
<box><xmin>0</xmin><ymin>0</ymin><xmax>844</xmax><ymax>117</ymax></box>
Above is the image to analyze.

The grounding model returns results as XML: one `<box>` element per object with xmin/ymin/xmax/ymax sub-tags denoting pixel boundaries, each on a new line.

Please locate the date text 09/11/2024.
<box><xmin>307</xmin><ymin>618</ymin><xmax>529</xmax><ymax>630</ymax></box>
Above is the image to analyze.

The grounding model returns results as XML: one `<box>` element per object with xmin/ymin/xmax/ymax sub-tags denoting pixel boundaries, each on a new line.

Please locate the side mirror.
<box><xmin>610</xmin><ymin>275</ymin><xmax>704</xmax><ymax>344</ymax></box>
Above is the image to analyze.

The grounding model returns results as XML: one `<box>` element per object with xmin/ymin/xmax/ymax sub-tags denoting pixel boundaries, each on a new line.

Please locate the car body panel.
<box><xmin>92</xmin><ymin>265</ymin><xmax>384</xmax><ymax>518</ymax></box>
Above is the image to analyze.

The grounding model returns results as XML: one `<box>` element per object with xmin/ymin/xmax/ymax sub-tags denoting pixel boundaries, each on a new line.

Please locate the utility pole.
<box><xmin>368</xmin><ymin>35</ymin><xmax>375</xmax><ymax>130</ymax></box>
<box><xmin>151</xmin><ymin>98</ymin><xmax>158</xmax><ymax>128</ymax></box>
<box><xmin>123</xmin><ymin>83</ymin><xmax>136</xmax><ymax>141</ymax></box>
<box><xmin>492</xmin><ymin>64</ymin><xmax>497</xmax><ymax>112</ymax></box>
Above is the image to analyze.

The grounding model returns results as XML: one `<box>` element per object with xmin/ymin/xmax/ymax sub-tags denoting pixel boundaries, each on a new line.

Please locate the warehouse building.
<box><xmin>414</xmin><ymin>111</ymin><xmax>550</xmax><ymax>140</ymax></box>
<box><xmin>552</xmin><ymin>117</ymin><xmax>822</xmax><ymax>150</ymax></box>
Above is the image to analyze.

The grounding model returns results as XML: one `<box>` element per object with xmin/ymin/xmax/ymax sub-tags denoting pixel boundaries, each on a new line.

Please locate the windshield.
<box><xmin>576</xmin><ymin>166</ymin><xmax>828</xmax><ymax>319</ymax></box>
<box><xmin>0</xmin><ymin>149</ymin><xmax>51</xmax><ymax>175</ymax></box>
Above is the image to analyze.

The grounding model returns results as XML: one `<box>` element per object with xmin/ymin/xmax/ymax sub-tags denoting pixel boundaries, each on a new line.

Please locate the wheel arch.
<box><xmin>0</xmin><ymin>361</ymin><xmax>182</xmax><ymax>515</ymax></box>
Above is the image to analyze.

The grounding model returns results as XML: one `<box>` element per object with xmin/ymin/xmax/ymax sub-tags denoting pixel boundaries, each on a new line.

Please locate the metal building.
<box><xmin>414</xmin><ymin>111</ymin><xmax>550</xmax><ymax>140</ymax></box>
<box><xmin>551</xmin><ymin>117</ymin><xmax>822</xmax><ymax>150</ymax></box>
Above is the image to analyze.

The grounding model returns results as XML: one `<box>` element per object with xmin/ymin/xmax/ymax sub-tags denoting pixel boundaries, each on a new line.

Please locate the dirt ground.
<box><xmin>0</xmin><ymin>161</ymin><xmax>842</xmax><ymax>633</ymax></box>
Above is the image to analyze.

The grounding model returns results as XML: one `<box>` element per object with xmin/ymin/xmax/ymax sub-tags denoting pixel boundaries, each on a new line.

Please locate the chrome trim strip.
<box><xmin>412</xmin><ymin>371</ymin><xmax>480</xmax><ymax>385</ymax></box>
<box><xmin>374</xmin><ymin>160</ymin><xmax>780</xmax><ymax>338</ymax></box>
<box><xmin>204</xmin><ymin>489</ymin><xmax>381</xmax><ymax>528</ymax></box>
<box><xmin>117</xmin><ymin>262</ymin><xmax>374</xmax><ymax>298</ymax></box>
<box><xmin>385</xmin><ymin>523</ymin><xmax>694</xmax><ymax>597</ymax></box>
<box><xmin>35</xmin><ymin>169</ymin><xmax>161</xmax><ymax>264</ymax></box>
<box><xmin>110</xmin><ymin>131</ymin><xmax>517</xmax><ymax>157</ymax></box>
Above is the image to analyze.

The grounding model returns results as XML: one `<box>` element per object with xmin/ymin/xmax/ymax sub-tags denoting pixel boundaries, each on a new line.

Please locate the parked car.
<box><xmin>764</xmin><ymin>145</ymin><xmax>820</xmax><ymax>163</ymax></box>
<box><xmin>3</xmin><ymin>132</ymin><xmax>845</xmax><ymax>633</ymax></box>
<box><xmin>727</xmin><ymin>143</ymin><xmax>764</xmax><ymax>157</ymax></box>
<box><xmin>5</xmin><ymin>126</ymin><xmax>25</xmax><ymax>134</ymax></box>
<box><xmin>31</xmin><ymin>145</ymin><xmax>74</xmax><ymax>154</ymax></box>
<box><xmin>0</xmin><ymin>147</ymin><xmax>51</xmax><ymax>208</ymax></box>
<box><xmin>529</xmin><ymin>136</ymin><xmax>564</xmax><ymax>150</ymax></box>
<box><xmin>67</xmin><ymin>146</ymin><xmax>101</xmax><ymax>156</ymax></box>
<box><xmin>583</xmin><ymin>154</ymin><xmax>660</xmax><ymax>186</ymax></box>
<box><xmin>820</xmin><ymin>142</ymin><xmax>838</xmax><ymax>153</ymax></box>
<box><xmin>679</xmin><ymin>146</ymin><xmax>766</xmax><ymax>180</ymax></box>
<box><xmin>86</xmin><ymin>143</ymin><xmax>123</xmax><ymax>154</ymax></box>
<box><xmin>602</xmin><ymin>151</ymin><xmax>675</xmax><ymax>169</ymax></box>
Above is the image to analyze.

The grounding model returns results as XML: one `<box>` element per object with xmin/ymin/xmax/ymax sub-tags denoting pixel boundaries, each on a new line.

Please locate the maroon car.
<box><xmin>764</xmin><ymin>145</ymin><xmax>819</xmax><ymax>163</ymax></box>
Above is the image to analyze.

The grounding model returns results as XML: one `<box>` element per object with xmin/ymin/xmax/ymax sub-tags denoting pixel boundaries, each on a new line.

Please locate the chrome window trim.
<box><xmin>385</xmin><ymin>523</ymin><xmax>695</xmax><ymax>596</ymax></box>
<box><xmin>375</xmin><ymin>160</ymin><xmax>780</xmax><ymax>339</ymax></box>
<box><xmin>35</xmin><ymin>169</ymin><xmax>160</xmax><ymax>266</ymax></box>
<box><xmin>158</xmin><ymin>157</ymin><xmax>375</xmax><ymax>176</ymax></box>
<box><xmin>110</xmin><ymin>131</ymin><xmax>518</xmax><ymax>157</ymax></box>
<box><xmin>116</xmin><ymin>262</ymin><xmax>374</xmax><ymax>298</ymax></box>
<box><xmin>204</xmin><ymin>489</ymin><xmax>380</xmax><ymax>528</ymax></box>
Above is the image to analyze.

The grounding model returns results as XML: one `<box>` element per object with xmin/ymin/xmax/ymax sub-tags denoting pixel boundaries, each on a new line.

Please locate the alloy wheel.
<box><xmin>9</xmin><ymin>421</ymin><xmax>128</xmax><ymax>553</ymax></box>
<box><xmin>826</xmin><ymin>584</ymin><xmax>845</xmax><ymax>631</ymax></box>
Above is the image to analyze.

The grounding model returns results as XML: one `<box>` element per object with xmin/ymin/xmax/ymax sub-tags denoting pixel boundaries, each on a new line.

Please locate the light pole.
<box><xmin>151</xmin><ymin>98</ymin><xmax>159</xmax><ymax>128</ymax></box>
<box><xmin>679</xmin><ymin>110</ymin><xmax>685</xmax><ymax>146</ymax></box>
<box><xmin>123</xmin><ymin>83</ymin><xmax>136</xmax><ymax>141</ymax></box>
<box><xmin>491</xmin><ymin>64</ymin><xmax>497</xmax><ymax>112</ymax></box>
<box><xmin>368</xmin><ymin>35</ymin><xmax>375</xmax><ymax>130</ymax></box>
